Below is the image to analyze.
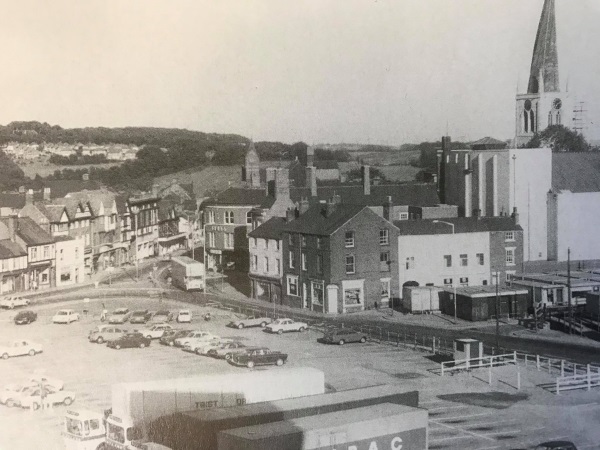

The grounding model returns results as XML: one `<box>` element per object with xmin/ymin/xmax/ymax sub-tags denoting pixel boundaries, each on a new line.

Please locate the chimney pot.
<box><xmin>362</xmin><ymin>165</ymin><xmax>371</xmax><ymax>196</ymax></box>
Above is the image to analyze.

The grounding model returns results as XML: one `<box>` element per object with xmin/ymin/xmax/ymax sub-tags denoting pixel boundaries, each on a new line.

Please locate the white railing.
<box><xmin>441</xmin><ymin>352</ymin><xmax>517</xmax><ymax>376</ymax></box>
<box><xmin>556</xmin><ymin>365</ymin><xmax>600</xmax><ymax>394</ymax></box>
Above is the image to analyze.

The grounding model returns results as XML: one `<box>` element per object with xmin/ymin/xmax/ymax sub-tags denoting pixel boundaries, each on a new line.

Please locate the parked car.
<box><xmin>1</xmin><ymin>377</ymin><xmax>63</xmax><ymax>407</ymax></box>
<box><xmin>19</xmin><ymin>386</ymin><xmax>76</xmax><ymax>410</ymax></box>
<box><xmin>52</xmin><ymin>309</ymin><xmax>80</xmax><ymax>324</ymax></box>
<box><xmin>131</xmin><ymin>441</ymin><xmax>172</xmax><ymax>450</ymax></box>
<box><xmin>107</xmin><ymin>333</ymin><xmax>151</xmax><ymax>349</ymax></box>
<box><xmin>185</xmin><ymin>339</ymin><xmax>233</xmax><ymax>356</ymax></box>
<box><xmin>176</xmin><ymin>310</ymin><xmax>192</xmax><ymax>323</ymax></box>
<box><xmin>534</xmin><ymin>442</ymin><xmax>578</xmax><ymax>450</ymax></box>
<box><xmin>264</xmin><ymin>318</ymin><xmax>308</xmax><ymax>334</ymax></box>
<box><xmin>14</xmin><ymin>310</ymin><xmax>37</xmax><ymax>325</ymax></box>
<box><xmin>129</xmin><ymin>310</ymin><xmax>152</xmax><ymax>324</ymax></box>
<box><xmin>0</xmin><ymin>296</ymin><xmax>30</xmax><ymax>309</ymax></box>
<box><xmin>320</xmin><ymin>327</ymin><xmax>367</xmax><ymax>345</ymax></box>
<box><xmin>174</xmin><ymin>330</ymin><xmax>217</xmax><ymax>348</ymax></box>
<box><xmin>151</xmin><ymin>310</ymin><xmax>173</xmax><ymax>323</ymax></box>
<box><xmin>207</xmin><ymin>342</ymin><xmax>251</xmax><ymax>360</ymax></box>
<box><xmin>229</xmin><ymin>347</ymin><xmax>288</xmax><ymax>368</ymax></box>
<box><xmin>0</xmin><ymin>340</ymin><xmax>43</xmax><ymax>359</ymax></box>
<box><xmin>88</xmin><ymin>325</ymin><xmax>128</xmax><ymax>344</ymax></box>
<box><xmin>159</xmin><ymin>330</ymin><xmax>192</xmax><ymax>347</ymax></box>
<box><xmin>138</xmin><ymin>324</ymin><xmax>174</xmax><ymax>340</ymax></box>
<box><xmin>108</xmin><ymin>308</ymin><xmax>132</xmax><ymax>324</ymax></box>
<box><xmin>228</xmin><ymin>315</ymin><xmax>272</xmax><ymax>329</ymax></box>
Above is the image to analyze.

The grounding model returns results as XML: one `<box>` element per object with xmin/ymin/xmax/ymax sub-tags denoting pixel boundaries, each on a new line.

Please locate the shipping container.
<box><xmin>103</xmin><ymin>367</ymin><xmax>324</xmax><ymax>450</ymax></box>
<box><xmin>150</xmin><ymin>384</ymin><xmax>418</xmax><ymax>450</ymax></box>
<box><xmin>401</xmin><ymin>287</ymin><xmax>441</xmax><ymax>313</ymax></box>
<box><xmin>217</xmin><ymin>403</ymin><xmax>428</xmax><ymax>450</ymax></box>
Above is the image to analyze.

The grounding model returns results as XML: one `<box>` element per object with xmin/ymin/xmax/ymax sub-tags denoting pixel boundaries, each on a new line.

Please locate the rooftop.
<box><xmin>393</xmin><ymin>217</ymin><xmax>522</xmax><ymax>235</ymax></box>
<box><xmin>0</xmin><ymin>239</ymin><xmax>26</xmax><ymax>259</ymax></box>
<box><xmin>552</xmin><ymin>153</ymin><xmax>600</xmax><ymax>193</ymax></box>
<box><xmin>282</xmin><ymin>204</ymin><xmax>368</xmax><ymax>236</ymax></box>
<box><xmin>248</xmin><ymin>217</ymin><xmax>288</xmax><ymax>240</ymax></box>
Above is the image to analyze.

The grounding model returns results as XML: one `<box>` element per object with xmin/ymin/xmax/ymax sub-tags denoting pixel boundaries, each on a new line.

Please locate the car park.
<box><xmin>14</xmin><ymin>310</ymin><xmax>37</xmax><ymax>325</ymax></box>
<box><xmin>229</xmin><ymin>347</ymin><xmax>288</xmax><ymax>368</ymax></box>
<box><xmin>320</xmin><ymin>327</ymin><xmax>367</xmax><ymax>345</ymax></box>
<box><xmin>228</xmin><ymin>315</ymin><xmax>271</xmax><ymax>329</ymax></box>
<box><xmin>173</xmin><ymin>330</ymin><xmax>217</xmax><ymax>348</ymax></box>
<box><xmin>159</xmin><ymin>329</ymin><xmax>191</xmax><ymax>347</ymax></box>
<box><xmin>207</xmin><ymin>342</ymin><xmax>251</xmax><ymax>360</ymax></box>
<box><xmin>107</xmin><ymin>333</ymin><xmax>151</xmax><ymax>350</ymax></box>
<box><xmin>52</xmin><ymin>309</ymin><xmax>80</xmax><ymax>324</ymax></box>
<box><xmin>0</xmin><ymin>296</ymin><xmax>30</xmax><ymax>309</ymax></box>
<box><xmin>88</xmin><ymin>325</ymin><xmax>128</xmax><ymax>344</ymax></box>
<box><xmin>176</xmin><ymin>310</ymin><xmax>192</xmax><ymax>323</ymax></box>
<box><xmin>129</xmin><ymin>310</ymin><xmax>152</xmax><ymax>324</ymax></box>
<box><xmin>264</xmin><ymin>318</ymin><xmax>308</xmax><ymax>334</ymax></box>
<box><xmin>151</xmin><ymin>310</ymin><xmax>173</xmax><ymax>323</ymax></box>
<box><xmin>108</xmin><ymin>308</ymin><xmax>132</xmax><ymax>324</ymax></box>
<box><xmin>138</xmin><ymin>324</ymin><xmax>174</xmax><ymax>340</ymax></box>
<box><xmin>19</xmin><ymin>386</ymin><xmax>76</xmax><ymax>410</ymax></box>
<box><xmin>0</xmin><ymin>340</ymin><xmax>43</xmax><ymax>359</ymax></box>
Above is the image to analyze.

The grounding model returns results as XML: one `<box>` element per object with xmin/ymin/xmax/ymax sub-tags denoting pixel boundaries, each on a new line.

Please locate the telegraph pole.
<box><xmin>495</xmin><ymin>272</ymin><xmax>500</xmax><ymax>352</ymax></box>
<box><xmin>567</xmin><ymin>247</ymin><xmax>572</xmax><ymax>335</ymax></box>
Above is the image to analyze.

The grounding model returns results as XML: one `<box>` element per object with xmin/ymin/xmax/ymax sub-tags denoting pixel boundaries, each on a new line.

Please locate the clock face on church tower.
<box><xmin>524</xmin><ymin>99</ymin><xmax>532</xmax><ymax>111</ymax></box>
<box><xmin>553</xmin><ymin>98</ymin><xmax>562</xmax><ymax>110</ymax></box>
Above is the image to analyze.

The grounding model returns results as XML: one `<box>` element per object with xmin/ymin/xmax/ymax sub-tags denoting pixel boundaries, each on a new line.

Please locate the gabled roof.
<box><xmin>207</xmin><ymin>188</ymin><xmax>269</xmax><ymax>207</ymax></box>
<box><xmin>0</xmin><ymin>217</ymin><xmax>55</xmax><ymax>245</ymax></box>
<box><xmin>392</xmin><ymin>217</ymin><xmax>522</xmax><ymax>236</ymax></box>
<box><xmin>469</xmin><ymin>137</ymin><xmax>507</xmax><ymax>150</ymax></box>
<box><xmin>36</xmin><ymin>203</ymin><xmax>68</xmax><ymax>222</ymax></box>
<box><xmin>282</xmin><ymin>204</ymin><xmax>367</xmax><ymax>236</ymax></box>
<box><xmin>248</xmin><ymin>217</ymin><xmax>287</xmax><ymax>240</ymax></box>
<box><xmin>552</xmin><ymin>153</ymin><xmax>600</xmax><ymax>193</ymax></box>
<box><xmin>0</xmin><ymin>239</ymin><xmax>26</xmax><ymax>258</ymax></box>
<box><xmin>39</xmin><ymin>180</ymin><xmax>102</xmax><ymax>199</ymax></box>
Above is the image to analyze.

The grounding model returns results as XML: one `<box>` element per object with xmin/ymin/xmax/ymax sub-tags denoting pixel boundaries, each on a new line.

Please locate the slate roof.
<box><xmin>0</xmin><ymin>217</ymin><xmax>55</xmax><ymax>245</ymax></box>
<box><xmin>0</xmin><ymin>239</ymin><xmax>26</xmax><ymax>258</ymax></box>
<box><xmin>469</xmin><ymin>137</ymin><xmax>507</xmax><ymax>150</ymax></box>
<box><xmin>206</xmin><ymin>188</ymin><xmax>270</xmax><ymax>206</ymax></box>
<box><xmin>40</xmin><ymin>180</ymin><xmax>102</xmax><ymax>199</ymax></box>
<box><xmin>248</xmin><ymin>217</ymin><xmax>287</xmax><ymax>240</ymax></box>
<box><xmin>0</xmin><ymin>193</ymin><xmax>26</xmax><ymax>209</ymax></box>
<box><xmin>552</xmin><ymin>153</ymin><xmax>600</xmax><ymax>193</ymax></box>
<box><xmin>393</xmin><ymin>217</ymin><xmax>522</xmax><ymax>236</ymax></box>
<box><xmin>282</xmin><ymin>204</ymin><xmax>367</xmax><ymax>236</ymax></box>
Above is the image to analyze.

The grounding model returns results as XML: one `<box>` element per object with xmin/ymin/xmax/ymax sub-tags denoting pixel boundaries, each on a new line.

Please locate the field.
<box><xmin>17</xmin><ymin>157</ymin><xmax>122</xmax><ymax>178</ymax></box>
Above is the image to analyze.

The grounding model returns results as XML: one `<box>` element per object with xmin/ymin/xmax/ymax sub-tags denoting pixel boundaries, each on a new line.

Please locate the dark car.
<box><xmin>320</xmin><ymin>327</ymin><xmax>367</xmax><ymax>345</ymax></box>
<box><xmin>534</xmin><ymin>442</ymin><xmax>578</xmax><ymax>450</ymax></box>
<box><xmin>129</xmin><ymin>310</ymin><xmax>152</xmax><ymax>324</ymax></box>
<box><xmin>107</xmin><ymin>332</ymin><xmax>151</xmax><ymax>350</ymax></box>
<box><xmin>229</xmin><ymin>347</ymin><xmax>288</xmax><ymax>368</ymax></box>
<box><xmin>151</xmin><ymin>310</ymin><xmax>173</xmax><ymax>323</ymax></box>
<box><xmin>159</xmin><ymin>330</ymin><xmax>192</xmax><ymax>347</ymax></box>
<box><xmin>14</xmin><ymin>310</ymin><xmax>37</xmax><ymax>325</ymax></box>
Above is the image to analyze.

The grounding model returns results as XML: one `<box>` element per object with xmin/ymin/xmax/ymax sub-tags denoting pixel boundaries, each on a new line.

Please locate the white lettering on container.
<box><xmin>391</xmin><ymin>437</ymin><xmax>403</xmax><ymax>450</ymax></box>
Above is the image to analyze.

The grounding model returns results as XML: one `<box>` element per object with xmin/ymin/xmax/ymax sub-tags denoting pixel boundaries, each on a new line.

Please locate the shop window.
<box><xmin>344</xmin><ymin>288</ymin><xmax>361</xmax><ymax>306</ymax></box>
<box><xmin>312</xmin><ymin>282</ymin><xmax>324</xmax><ymax>305</ymax></box>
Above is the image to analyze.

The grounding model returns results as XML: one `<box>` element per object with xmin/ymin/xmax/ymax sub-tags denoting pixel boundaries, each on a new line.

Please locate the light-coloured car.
<box><xmin>176</xmin><ymin>310</ymin><xmax>192</xmax><ymax>323</ymax></box>
<box><xmin>108</xmin><ymin>308</ymin><xmax>132</xmax><ymax>324</ymax></box>
<box><xmin>1</xmin><ymin>377</ymin><xmax>64</xmax><ymax>407</ymax></box>
<box><xmin>0</xmin><ymin>296</ymin><xmax>30</xmax><ymax>309</ymax></box>
<box><xmin>228</xmin><ymin>315</ymin><xmax>272</xmax><ymax>329</ymax></box>
<box><xmin>185</xmin><ymin>339</ymin><xmax>233</xmax><ymax>356</ymax></box>
<box><xmin>138</xmin><ymin>324</ymin><xmax>174</xmax><ymax>340</ymax></box>
<box><xmin>207</xmin><ymin>342</ymin><xmax>251</xmax><ymax>360</ymax></box>
<box><xmin>0</xmin><ymin>340</ymin><xmax>43</xmax><ymax>359</ymax></box>
<box><xmin>264</xmin><ymin>318</ymin><xmax>308</xmax><ymax>334</ymax></box>
<box><xmin>88</xmin><ymin>325</ymin><xmax>128</xmax><ymax>344</ymax></box>
<box><xmin>175</xmin><ymin>331</ymin><xmax>218</xmax><ymax>348</ymax></box>
<box><xmin>52</xmin><ymin>309</ymin><xmax>80</xmax><ymax>324</ymax></box>
<box><xmin>19</xmin><ymin>386</ymin><xmax>76</xmax><ymax>410</ymax></box>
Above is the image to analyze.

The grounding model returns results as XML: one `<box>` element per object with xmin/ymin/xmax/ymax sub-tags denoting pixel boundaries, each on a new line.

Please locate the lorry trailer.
<box><xmin>217</xmin><ymin>402</ymin><xmax>428</xmax><ymax>450</ymax></box>
<box><xmin>102</xmin><ymin>367</ymin><xmax>325</xmax><ymax>450</ymax></box>
<box><xmin>150</xmin><ymin>384</ymin><xmax>418</xmax><ymax>450</ymax></box>
<box><xmin>170</xmin><ymin>256</ymin><xmax>205</xmax><ymax>291</ymax></box>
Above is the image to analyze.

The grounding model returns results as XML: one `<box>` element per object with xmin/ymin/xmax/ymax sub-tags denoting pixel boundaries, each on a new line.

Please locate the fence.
<box><xmin>556</xmin><ymin>365</ymin><xmax>600</xmax><ymax>394</ymax></box>
<box><xmin>440</xmin><ymin>352</ymin><xmax>517</xmax><ymax>376</ymax></box>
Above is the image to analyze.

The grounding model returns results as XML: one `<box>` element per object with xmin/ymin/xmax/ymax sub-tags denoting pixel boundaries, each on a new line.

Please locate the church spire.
<box><xmin>528</xmin><ymin>0</ymin><xmax>559</xmax><ymax>94</ymax></box>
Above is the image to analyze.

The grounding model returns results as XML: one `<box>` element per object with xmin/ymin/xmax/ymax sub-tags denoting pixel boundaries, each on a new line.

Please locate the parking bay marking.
<box><xmin>430</xmin><ymin>419</ymin><xmax>496</xmax><ymax>442</ymax></box>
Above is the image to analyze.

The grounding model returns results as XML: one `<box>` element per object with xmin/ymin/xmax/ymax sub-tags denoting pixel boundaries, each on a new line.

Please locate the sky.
<box><xmin>0</xmin><ymin>0</ymin><xmax>599</xmax><ymax>145</ymax></box>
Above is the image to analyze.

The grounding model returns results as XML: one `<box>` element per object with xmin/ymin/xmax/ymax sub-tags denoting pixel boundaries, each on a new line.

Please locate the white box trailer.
<box><xmin>401</xmin><ymin>286</ymin><xmax>441</xmax><ymax>314</ymax></box>
<box><xmin>104</xmin><ymin>367</ymin><xmax>325</xmax><ymax>450</ymax></box>
<box><xmin>170</xmin><ymin>256</ymin><xmax>205</xmax><ymax>291</ymax></box>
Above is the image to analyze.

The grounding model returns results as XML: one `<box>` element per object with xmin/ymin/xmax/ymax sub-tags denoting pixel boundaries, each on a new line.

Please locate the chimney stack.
<box><xmin>439</xmin><ymin>136</ymin><xmax>451</xmax><ymax>204</ymax></box>
<box><xmin>322</xmin><ymin>196</ymin><xmax>339</xmax><ymax>217</ymax></box>
<box><xmin>7</xmin><ymin>215</ymin><xmax>17</xmax><ymax>241</ymax></box>
<box><xmin>305</xmin><ymin>166</ymin><xmax>317</xmax><ymax>197</ymax></box>
<box><xmin>285</xmin><ymin>207</ymin><xmax>296</xmax><ymax>223</ymax></box>
<box><xmin>306</xmin><ymin>146</ymin><xmax>315</xmax><ymax>167</ymax></box>
<box><xmin>43</xmin><ymin>187</ymin><xmax>51</xmax><ymax>201</ymax></box>
<box><xmin>299</xmin><ymin>197</ymin><xmax>310</xmax><ymax>215</ymax></box>
<box><xmin>266</xmin><ymin>168</ymin><xmax>277</xmax><ymax>196</ymax></box>
<box><xmin>511</xmin><ymin>207</ymin><xmax>519</xmax><ymax>225</ymax></box>
<box><xmin>275</xmin><ymin>168</ymin><xmax>290</xmax><ymax>200</ymax></box>
<box><xmin>362</xmin><ymin>165</ymin><xmax>370</xmax><ymax>196</ymax></box>
<box><xmin>26</xmin><ymin>189</ymin><xmax>34</xmax><ymax>204</ymax></box>
<box><xmin>383</xmin><ymin>195</ymin><xmax>393</xmax><ymax>221</ymax></box>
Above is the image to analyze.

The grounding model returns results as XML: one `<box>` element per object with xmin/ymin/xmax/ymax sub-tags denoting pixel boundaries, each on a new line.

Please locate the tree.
<box><xmin>527</xmin><ymin>125</ymin><xmax>590</xmax><ymax>152</ymax></box>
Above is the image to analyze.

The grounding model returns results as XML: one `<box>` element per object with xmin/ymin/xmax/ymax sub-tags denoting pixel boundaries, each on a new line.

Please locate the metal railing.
<box><xmin>441</xmin><ymin>352</ymin><xmax>517</xmax><ymax>376</ymax></box>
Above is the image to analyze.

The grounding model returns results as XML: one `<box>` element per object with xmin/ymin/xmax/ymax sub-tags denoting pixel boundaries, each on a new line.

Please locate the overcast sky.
<box><xmin>0</xmin><ymin>0</ymin><xmax>599</xmax><ymax>145</ymax></box>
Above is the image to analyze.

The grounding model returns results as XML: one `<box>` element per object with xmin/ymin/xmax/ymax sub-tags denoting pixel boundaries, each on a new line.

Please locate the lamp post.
<box><xmin>493</xmin><ymin>271</ymin><xmax>500</xmax><ymax>352</ymax></box>
<box><xmin>130</xmin><ymin>205</ymin><xmax>140</xmax><ymax>281</ymax></box>
<box><xmin>433</xmin><ymin>220</ymin><xmax>457</xmax><ymax>323</ymax></box>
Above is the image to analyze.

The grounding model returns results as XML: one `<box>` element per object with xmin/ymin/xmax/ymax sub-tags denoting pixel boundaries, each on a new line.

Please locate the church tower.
<box><xmin>242</xmin><ymin>140</ymin><xmax>261</xmax><ymax>188</ymax></box>
<box><xmin>515</xmin><ymin>0</ymin><xmax>572</xmax><ymax>147</ymax></box>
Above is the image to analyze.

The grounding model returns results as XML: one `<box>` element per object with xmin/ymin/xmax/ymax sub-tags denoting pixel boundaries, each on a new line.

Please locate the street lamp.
<box><xmin>433</xmin><ymin>220</ymin><xmax>457</xmax><ymax>323</ymax></box>
<box><xmin>130</xmin><ymin>205</ymin><xmax>140</xmax><ymax>281</ymax></box>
